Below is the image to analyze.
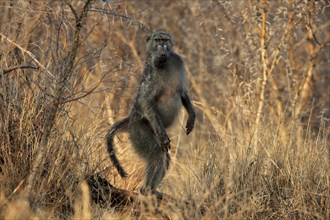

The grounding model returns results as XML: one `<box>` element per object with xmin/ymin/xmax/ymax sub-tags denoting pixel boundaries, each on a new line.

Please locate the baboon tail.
<box><xmin>106</xmin><ymin>117</ymin><xmax>129</xmax><ymax>178</ymax></box>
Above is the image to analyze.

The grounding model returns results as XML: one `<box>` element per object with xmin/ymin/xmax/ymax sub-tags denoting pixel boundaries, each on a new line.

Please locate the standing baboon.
<box><xmin>106</xmin><ymin>30</ymin><xmax>195</xmax><ymax>198</ymax></box>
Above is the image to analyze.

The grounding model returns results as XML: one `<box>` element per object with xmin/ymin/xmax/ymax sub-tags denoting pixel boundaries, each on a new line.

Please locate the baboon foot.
<box><xmin>140</xmin><ymin>188</ymin><xmax>163</xmax><ymax>200</ymax></box>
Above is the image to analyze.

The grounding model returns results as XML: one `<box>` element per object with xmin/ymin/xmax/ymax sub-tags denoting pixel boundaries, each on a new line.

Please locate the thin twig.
<box><xmin>62</xmin><ymin>73</ymin><xmax>107</xmax><ymax>104</ymax></box>
<box><xmin>65</xmin><ymin>0</ymin><xmax>79</xmax><ymax>21</ymax></box>
<box><xmin>1</xmin><ymin>63</ymin><xmax>38</xmax><ymax>75</ymax></box>
<box><xmin>0</xmin><ymin>33</ymin><xmax>54</xmax><ymax>77</ymax></box>
<box><xmin>89</xmin><ymin>7</ymin><xmax>151</xmax><ymax>32</ymax></box>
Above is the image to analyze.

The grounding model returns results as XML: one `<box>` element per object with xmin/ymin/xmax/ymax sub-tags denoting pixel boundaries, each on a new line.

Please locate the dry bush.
<box><xmin>0</xmin><ymin>0</ymin><xmax>329</xmax><ymax>219</ymax></box>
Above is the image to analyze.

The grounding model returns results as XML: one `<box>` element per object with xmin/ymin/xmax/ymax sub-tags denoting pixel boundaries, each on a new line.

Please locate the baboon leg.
<box><xmin>140</xmin><ymin>151</ymin><xmax>171</xmax><ymax>197</ymax></box>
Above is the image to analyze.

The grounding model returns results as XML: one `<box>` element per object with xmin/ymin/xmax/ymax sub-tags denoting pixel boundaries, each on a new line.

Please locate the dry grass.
<box><xmin>0</xmin><ymin>1</ymin><xmax>329</xmax><ymax>219</ymax></box>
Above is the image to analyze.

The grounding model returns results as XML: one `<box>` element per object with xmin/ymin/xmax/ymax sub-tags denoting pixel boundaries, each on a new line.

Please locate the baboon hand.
<box><xmin>159</xmin><ymin>133</ymin><xmax>171</xmax><ymax>152</ymax></box>
<box><xmin>186</xmin><ymin>115</ymin><xmax>195</xmax><ymax>135</ymax></box>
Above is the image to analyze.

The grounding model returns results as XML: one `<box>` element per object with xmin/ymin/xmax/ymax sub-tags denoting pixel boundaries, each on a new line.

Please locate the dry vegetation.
<box><xmin>0</xmin><ymin>0</ymin><xmax>329</xmax><ymax>219</ymax></box>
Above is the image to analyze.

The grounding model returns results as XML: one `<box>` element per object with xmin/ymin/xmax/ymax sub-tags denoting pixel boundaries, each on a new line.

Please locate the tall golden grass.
<box><xmin>0</xmin><ymin>1</ymin><xmax>329</xmax><ymax>219</ymax></box>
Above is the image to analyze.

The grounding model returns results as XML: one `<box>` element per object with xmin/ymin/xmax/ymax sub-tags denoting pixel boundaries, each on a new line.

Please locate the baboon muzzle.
<box><xmin>156</xmin><ymin>45</ymin><xmax>169</xmax><ymax>63</ymax></box>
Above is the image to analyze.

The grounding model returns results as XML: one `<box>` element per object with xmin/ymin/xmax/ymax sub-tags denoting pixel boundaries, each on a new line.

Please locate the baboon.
<box><xmin>106</xmin><ymin>31</ymin><xmax>195</xmax><ymax>198</ymax></box>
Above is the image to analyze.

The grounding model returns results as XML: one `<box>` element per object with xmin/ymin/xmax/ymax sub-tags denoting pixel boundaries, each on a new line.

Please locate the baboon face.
<box><xmin>146</xmin><ymin>31</ymin><xmax>173</xmax><ymax>65</ymax></box>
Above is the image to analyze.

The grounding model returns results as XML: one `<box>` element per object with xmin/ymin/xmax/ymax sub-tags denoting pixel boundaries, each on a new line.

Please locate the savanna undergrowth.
<box><xmin>1</xmin><ymin>1</ymin><xmax>329</xmax><ymax>219</ymax></box>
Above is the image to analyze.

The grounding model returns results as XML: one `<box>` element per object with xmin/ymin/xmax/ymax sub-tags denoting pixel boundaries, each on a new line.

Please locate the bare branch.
<box><xmin>0</xmin><ymin>33</ymin><xmax>54</xmax><ymax>77</ymax></box>
<box><xmin>1</xmin><ymin>63</ymin><xmax>38</xmax><ymax>75</ymax></box>
<box><xmin>90</xmin><ymin>7</ymin><xmax>151</xmax><ymax>32</ymax></box>
<box><xmin>24</xmin><ymin>0</ymin><xmax>97</xmax><ymax>206</ymax></box>
<box><xmin>253</xmin><ymin>0</ymin><xmax>268</xmax><ymax>153</ymax></box>
<box><xmin>65</xmin><ymin>0</ymin><xmax>79</xmax><ymax>21</ymax></box>
<box><xmin>62</xmin><ymin>73</ymin><xmax>107</xmax><ymax>104</ymax></box>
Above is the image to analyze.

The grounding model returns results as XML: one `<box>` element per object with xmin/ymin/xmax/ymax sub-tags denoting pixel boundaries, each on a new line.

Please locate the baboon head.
<box><xmin>146</xmin><ymin>31</ymin><xmax>173</xmax><ymax>66</ymax></box>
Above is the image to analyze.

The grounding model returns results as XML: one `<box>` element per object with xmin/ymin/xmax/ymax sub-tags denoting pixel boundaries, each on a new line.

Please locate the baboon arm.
<box><xmin>138</xmin><ymin>82</ymin><xmax>170</xmax><ymax>150</ymax></box>
<box><xmin>143</xmin><ymin>102</ymin><xmax>170</xmax><ymax>151</ymax></box>
<box><xmin>182</xmin><ymin>92</ymin><xmax>196</xmax><ymax>135</ymax></box>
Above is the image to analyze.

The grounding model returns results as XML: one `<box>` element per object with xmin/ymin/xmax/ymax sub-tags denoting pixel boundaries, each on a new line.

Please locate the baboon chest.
<box><xmin>155</xmin><ymin>70</ymin><xmax>183</xmax><ymax>128</ymax></box>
